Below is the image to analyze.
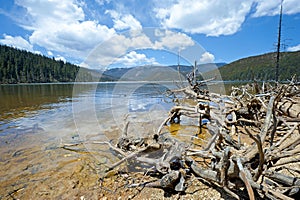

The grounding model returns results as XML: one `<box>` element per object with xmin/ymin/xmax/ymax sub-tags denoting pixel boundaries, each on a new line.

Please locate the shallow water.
<box><xmin>0</xmin><ymin>81</ymin><xmax>218</xmax><ymax>199</ymax></box>
<box><xmin>0</xmin><ymin>82</ymin><xmax>179</xmax><ymax>198</ymax></box>
<box><xmin>0</xmin><ymin>82</ymin><xmax>173</xmax><ymax>134</ymax></box>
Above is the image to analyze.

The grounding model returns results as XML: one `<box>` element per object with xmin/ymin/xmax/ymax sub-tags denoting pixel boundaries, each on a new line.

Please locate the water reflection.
<box><xmin>0</xmin><ymin>84</ymin><xmax>74</xmax><ymax>122</ymax></box>
<box><xmin>0</xmin><ymin>82</ymin><xmax>176</xmax><ymax>136</ymax></box>
<box><xmin>0</xmin><ymin>81</ymin><xmax>239</xmax><ymax>199</ymax></box>
<box><xmin>0</xmin><ymin>82</ymin><xmax>240</xmax><ymax>136</ymax></box>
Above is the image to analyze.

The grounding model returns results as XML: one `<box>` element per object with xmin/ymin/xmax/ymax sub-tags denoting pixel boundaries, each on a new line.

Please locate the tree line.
<box><xmin>205</xmin><ymin>51</ymin><xmax>300</xmax><ymax>81</ymax></box>
<box><xmin>0</xmin><ymin>45</ymin><xmax>92</xmax><ymax>84</ymax></box>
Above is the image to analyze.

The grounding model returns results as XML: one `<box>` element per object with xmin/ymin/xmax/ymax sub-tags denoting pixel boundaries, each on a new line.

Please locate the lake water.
<box><xmin>0</xmin><ymin>82</ymin><xmax>218</xmax><ymax>199</ymax></box>
<box><xmin>0</xmin><ymin>82</ymin><xmax>175</xmax><ymax>137</ymax></box>
<box><xmin>0</xmin><ymin>82</ymin><xmax>178</xmax><ymax>198</ymax></box>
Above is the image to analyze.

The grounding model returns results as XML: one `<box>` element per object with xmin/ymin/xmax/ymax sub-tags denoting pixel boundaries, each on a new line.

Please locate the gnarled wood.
<box><xmin>99</xmin><ymin>78</ymin><xmax>300</xmax><ymax>199</ymax></box>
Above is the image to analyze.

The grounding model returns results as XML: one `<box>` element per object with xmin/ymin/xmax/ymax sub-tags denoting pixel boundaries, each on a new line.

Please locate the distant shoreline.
<box><xmin>0</xmin><ymin>80</ymin><xmax>187</xmax><ymax>86</ymax></box>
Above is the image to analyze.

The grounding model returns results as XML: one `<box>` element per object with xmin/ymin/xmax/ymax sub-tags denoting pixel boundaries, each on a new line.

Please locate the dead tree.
<box><xmin>72</xmin><ymin>70</ymin><xmax>299</xmax><ymax>199</ymax></box>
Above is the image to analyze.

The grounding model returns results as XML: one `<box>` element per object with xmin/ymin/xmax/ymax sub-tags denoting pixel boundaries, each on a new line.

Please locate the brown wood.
<box><xmin>68</xmin><ymin>74</ymin><xmax>300</xmax><ymax>199</ymax></box>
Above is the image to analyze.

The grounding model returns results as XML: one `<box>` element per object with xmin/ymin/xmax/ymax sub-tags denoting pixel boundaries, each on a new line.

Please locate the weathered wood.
<box><xmin>187</xmin><ymin>157</ymin><xmax>220</xmax><ymax>183</ymax></box>
<box><xmin>265</xmin><ymin>170</ymin><xmax>300</xmax><ymax>187</ymax></box>
<box><xmin>261</xmin><ymin>96</ymin><xmax>275</xmax><ymax>143</ymax></box>
<box><xmin>106</xmin><ymin>144</ymin><xmax>152</xmax><ymax>172</ymax></box>
<box><xmin>98</xmin><ymin>80</ymin><xmax>300</xmax><ymax>199</ymax></box>
<box><xmin>237</xmin><ymin>157</ymin><xmax>255</xmax><ymax>200</ymax></box>
<box><xmin>273</xmin><ymin>123</ymin><xmax>299</xmax><ymax>149</ymax></box>
<box><xmin>244</xmin><ymin>128</ymin><xmax>264</xmax><ymax>182</ymax></box>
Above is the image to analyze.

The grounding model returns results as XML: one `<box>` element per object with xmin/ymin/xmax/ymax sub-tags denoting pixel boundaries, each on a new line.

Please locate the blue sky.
<box><xmin>0</xmin><ymin>0</ymin><xmax>299</xmax><ymax>70</ymax></box>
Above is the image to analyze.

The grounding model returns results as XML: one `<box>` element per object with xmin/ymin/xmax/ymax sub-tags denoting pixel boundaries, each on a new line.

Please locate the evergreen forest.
<box><xmin>0</xmin><ymin>45</ymin><xmax>89</xmax><ymax>84</ymax></box>
<box><xmin>215</xmin><ymin>51</ymin><xmax>300</xmax><ymax>81</ymax></box>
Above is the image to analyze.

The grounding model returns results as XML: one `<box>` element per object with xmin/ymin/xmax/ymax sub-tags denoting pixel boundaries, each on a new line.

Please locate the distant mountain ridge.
<box><xmin>1</xmin><ymin>44</ymin><xmax>299</xmax><ymax>83</ymax></box>
<box><xmin>102</xmin><ymin>63</ymin><xmax>226</xmax><ymax>81</ymax></box>
<box><xmin>213</xmin><ymin>51</ymin><xmax>300</xmax><ymax>81</ymax></box>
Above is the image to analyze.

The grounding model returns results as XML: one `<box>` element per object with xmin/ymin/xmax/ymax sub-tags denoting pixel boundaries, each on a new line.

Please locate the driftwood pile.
<box><xmin>104</xmin><ymin>75</ymin><xmax>300</xmax><ymax>199</ymax></box>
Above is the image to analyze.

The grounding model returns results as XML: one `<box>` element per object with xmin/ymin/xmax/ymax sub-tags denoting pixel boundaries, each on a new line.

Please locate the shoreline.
<box><xmin>0</xmin><ymin>113</ymin><xmax>225</xmax><ymax>199</ymax></box>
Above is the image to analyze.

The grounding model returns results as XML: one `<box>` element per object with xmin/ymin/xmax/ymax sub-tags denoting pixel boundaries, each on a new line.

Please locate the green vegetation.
<box><xmin>0</xmin><ymin>45</ymin><xmax>79</xmax><ymax>83</ymax></box>
<box><xmin>1</xmin><ymin>44</ymin><xmax>299</xmax><ymax>84</ymax></box>
<box><xmin>214</xmin><ymin>51</ymin><xmax>300</xmax><ymax>81</ymax></box>
<box><xmin>0</xmin><ymin>45</ymin><xmax>98</xmax><ymax>84</ymax></box>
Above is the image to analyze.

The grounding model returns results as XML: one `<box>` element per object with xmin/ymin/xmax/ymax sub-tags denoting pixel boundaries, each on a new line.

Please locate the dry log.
<box><xmin>99</xmin><ymin>79</ymin><xmax>300</xmax><ymax>199</ymax></box>
<box><xmin>260</xmin><ymin>96</ymin><xmax>275</xmax><ymax>143</ymax></box>
<box><xmin>237</xmin><ymin>157</ymin><xmax>255</xmax><ymax>200</ymax></box>
<box><xmin>106</xmin><ymin>145</ymin><xmax>152</xmax><ymax>172</ymax></box>
<box><xmin>244</xmin><ymin>128</ymin><xmax>264</xmax><ymax>182</ymax></box>
<box><xmin>264</xmin><ymin>170</ymin><xmax>300</xmax><ymax>188</ymax></box>
<box><xmin>277</xmin><ymin>99</ymin><xmax>300</xmax><ymax>118</ymax></box>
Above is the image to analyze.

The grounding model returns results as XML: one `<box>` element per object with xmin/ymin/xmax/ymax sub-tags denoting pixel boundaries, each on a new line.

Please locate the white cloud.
<box><xmin>84</xmin><ymin>32</ymin><xmax>153</xmax><ymax>69</ymax></box>
<box><xmin>55</xmin><ymin>55</ymin><xmax>67</xmax><ymax>63</ymax></box>
<box><xmin>14</xmin><ymin>0</ymin><xmax>115</xmax><ymax>60</ymax></box>
<box><xmin>0</xmin><ymin>34</ymin><xmax>33</xmax><ymax>51</ymax></box>
<box><xmin>287</xmin><ymin>44</ymin><xmax>300</xmax><ymax>52</ymax></box>
<box><xmin>154</xmin><ymin>30</ymin><xmax>194</xmax><ymax>50</ymax></box>
<box><xmin>29</xmin><ymin>20</ymin><xmax>115</xmax><ymax>57</ymax></box>
<box><xmin>253</xmin><ymin>0</ymin><xmax>300</xmax><ymax>17</ymax></box>
<box><xmin>252</xmin><ymin>0</ymin><xmax>281</xmax><ymax>17</ymax></box>
<box><xmin>154</xmin><ymin>0</ymin><xmax>300</xmax><ymax>36</ymax></box>
<box><xmin>47</xmin><ymin>51</ymin><xmax>53</xmax><ymax>56</ymax></box>
<box><xmin>15</xmin><ymin>0</ymin><xmax>85</xmax><ymax>24</ymax></box>
<box><xmin>105</xmin><ymin>10</ymin><xmax>142</xmax><ymax>31</ymax></box>
<box><xmin>95</xmin><ymin>0</ymin><xmax>111</xmax><ymax>6</ymax></box>
<box><xmin>115</xmin><ymin>51</ymin><xmax>158</xmax><ymax>67</ymax></box>
<box><xmin>200</xmin><ymin>51</ymin><xmax>215</xmax><ymax>63</ymax></box>
<box><xmin>84</xmin><ymin>29</ymin><xmax>195</xmax><ymax>69</ymax></box>
<box><xmin>34</xmin><ymin>50</ymin><xmax>42</xmax><ymax>55</ymax></box>
<box><xmin>155</xmin><ymin>0</ymin><xmax>253</xmax><ymax>36</ymax></box>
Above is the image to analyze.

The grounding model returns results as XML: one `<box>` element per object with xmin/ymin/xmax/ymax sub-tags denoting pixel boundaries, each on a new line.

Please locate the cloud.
<box><xmin>287</xmin><ymin>44</ymin><xmax>300</xmax><ymax>51</ymax></box>
<box><xmin>95</xmin><ymin>0</ymin><xmax>111</xmax><ymax>6</ymax></box>
<box><xmin>154</xmin><ymin>30</ymin><xmax>194</xmax><ymax>50</ymax></box>
<box><xmin>154</xmin><ymin>0</ymin><xmax>300</xmax><ymax>36</ymax></box>
<box><xmin>252</xmin><ymin>0</ymin><xmax>300</xmax><ymax>17</ymax></box>
<box><xmin>84</xmin><ymin>29</ymin><xmax>195</xmax><ymax>69</ymax></box>
<box><xmin>15</xmin><ymin>0</ymin><xmax>84</xmax><ymax>25</ymax></box>
<box><xmin>0</xmin><ymin>34</ymin><xmax>33</xmax><ymax>51</ymax></box>
<box><xmin>105</xmin><ymin>10</ymin><xmax>142</xmax><ymax>31</ymax></box>
<box><xmin>29</xmin><ymin>20</ymin><xmax>115</xmax><ymax>57</ymax></box>
<box><xmin>55</xmin><ymin>55</ymin><xmax>67</xmax><ymax>63</ymax></box>
<box><xmin>200</xmin><ymin>51</ymin><xmax>215</xmax><ymax>63</ymax></box>
<box><xmin>84</xmin><ymin>32</ymin><xmax>152</xmax><ymax>69</ymax></box>
<box><xmin>14</xmin><ymin>0</ymin><xmax>115</xmax><ymax>59</ymax></box>
<box><xmin>115</xmin><ymin>51</ymin><xmax>158</xmax><ymax>67</ymax></box>
<box><xmin>155</xmin><ymin>0</ymin><xmax>253</xmax><ymax>36</ymax></box>
<box><xmin>11</xmin><ymin>0</ymin><xmax>299</xmax><ymax>68</ymax></box>
<box><xmin>47</xmin><ymin>51</ymin><xmax>53</xmax><ymax>56</ymax></box>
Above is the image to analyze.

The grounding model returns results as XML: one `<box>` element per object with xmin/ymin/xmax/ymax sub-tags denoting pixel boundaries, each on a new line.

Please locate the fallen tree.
<box><xmin>63</xmin><ymin>74</ymin><xmax>300</xmax><ymax>199</ymax></box>
<box><xmin>109</xmin><ymin>73</ymin><xmax>299</xmax><ymax>199</ymax></box>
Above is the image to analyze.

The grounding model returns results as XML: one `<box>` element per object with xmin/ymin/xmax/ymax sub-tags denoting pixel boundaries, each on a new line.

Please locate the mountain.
<box><xmin>102</xmin><ymin>63</ymin><xmax>226</xmax><ymax>81</ymax></box>
<box><xmin>0</xmin><ymin>45</ymin><xmax>115</xmax><ymax>84</ymax></box>
<box><xmin>6</xmin><ymin>42</ymin><xmax>297</xmax><ymax>83</ymax></box>
<box><xmin>211</xmin><ymin>51</ymin><xmax>300</xmax><ymax>81</ymax></box>
<box><xmin>103</xmin><ymin>65</ymin><xmax>188</xmax><ymax>81</ymax></box>
<box><xmin>197</xmin><ymin>62</ymin><xmax>226</xmax><ymax>73</ymax></box>
<box><xmin>102</xmin><ymin>67</ymin><xmax>133</xmax><ymax>80</ymax></box>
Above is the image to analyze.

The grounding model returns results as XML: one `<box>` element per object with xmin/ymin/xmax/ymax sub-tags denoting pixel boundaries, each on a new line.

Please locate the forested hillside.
<box><xmin>0</xmin><ymin>45</ymin><xmax>93</xmax><ymax>84</ymax></box>
<box><xmin>2</xmin><ymin>44</ymin><xmax>299</xmax><ymax>84</ymax></box>
<box><xmin>215</xmin><ymin>51</ymin><xmax>300</xmax><ymax>81</ymax></box>
<box><xmin>0</xmin><ymin>45</ymin><xmax>79</xmax><ymax>83</ymax></box>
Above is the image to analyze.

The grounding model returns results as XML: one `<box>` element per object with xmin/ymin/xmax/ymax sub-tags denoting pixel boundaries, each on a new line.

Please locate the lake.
<box><xmin>0</xmin><ymin>81</ymin><xmax>221</xmax><ymax>199</ymax></box>
<box><xmin>0</xmin><ymin>82</ymin><xmax>175</xmax><ymax>136</ymax></box>
<box><xmin>0</xmin><ymin>82</ymin><xmax>186</xmax><ymax>198</ymax></box>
